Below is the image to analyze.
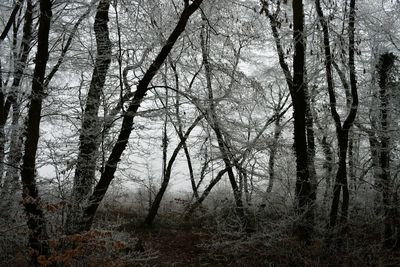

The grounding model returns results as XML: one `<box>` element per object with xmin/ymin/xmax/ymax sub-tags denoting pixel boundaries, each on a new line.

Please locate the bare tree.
<box><xmin>200</xmin><ymin>12</ymin><xmax>245</xmax><ymax>221</ymax></box>
<box><xmin>376</xmin><ymin>52</ymin><xmax>399</xmax><ymax>248</ymax></box>
<box><xmin>143</xmin><ymin>114</ymin><xmax>203</xmax><ymax>226</ymax></box>
<box><xmin>69</xmin><ymin>0</ymin><xmax>205</xmax><ymax>233</ymax></box>
<box><xmin>261</xmin><ymin>0</ymin><xmax>316</xmax><ymax>239</ymax></box>
<box><xmin>315</xmin><ymin>0</ymin><xmax>359</xmax><ymax>231</ymax></box>
<box><xmin>20</xmin><ymin>0</ymin><xmax>52</xmax><ymax>261</ymax></box>
<box><xmin>65</xmin><ymin>0</ymin><xmax>113</xmax><ymax>235</ymax></box>
<box><xmin>0</xmin><ymin>0</ymin><xmax>33</xmax><ymax>214</ymax></box>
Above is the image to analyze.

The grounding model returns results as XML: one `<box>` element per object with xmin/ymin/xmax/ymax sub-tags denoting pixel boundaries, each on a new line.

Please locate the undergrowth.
<box><xmin>1</xmin><ymin>194</ymin><xmax>400</xmax><ymax>266</ymax></box>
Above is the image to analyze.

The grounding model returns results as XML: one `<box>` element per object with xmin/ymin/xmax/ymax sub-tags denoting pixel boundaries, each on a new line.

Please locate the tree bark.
<box><xmin>0</xmin><ymin>61</ymin><xmax>3</xmax><ymax>185</ymax></box>
<box><xmin>0</xmin><ymin>0</ymin><xmax>24</xmax><ymax>44</ymax></box>
<box><xmin>305</xmin><ymin>88</ymin><xmax>317</xmax><ymax>194</ymax></box>
<box><xmin>71</xmin><ymin>0</ymin><xmax>203</xmax><ymax>233</ymax></box>
<box><xmin>65</xmin><ymin>0</ymin><xmax>112</xmax><ymax>234</ymax></box>
<box><xmin>376</xmin><ymin>52</ymin><xmax>397</xmax><ymax>248</ymax></box>
<box><xmin>143</xmin><ymin>115</ymin><xmax>203</xmax><ymax>226</ymax></box>
<box><xmin>267</xmin><ymin>112</ymin><xmax>282</xmax><ymax>194</ymax></box>
<box><xmin>261</xmin><ymin>0</ymin><xmax>316</xmax><ymax>239</ymax></box>
<box><xmin>200</xmin><ymin>14</ymin><xmax>245</xmax><ymax>221</ymax></box>
<box><xmin>184</xmin><ymin>168</ymin><xmax>229</xmax><ymax>219</ymax></box>
<box><xmin>20</xmin><ymin>0</ymin><xmax>52</xmax><ymax>261</ymax></box>
<box><xmin>355</xmin><ymin>121</ymin><xmax>381</xmax><ymax>209</ymax></box>
<box><xmin>311</xmin><ymin>87</ymin><xmax>334</xmax><ymax>207</ymax></box>
<box><xmin>1</xmin><ymin>0</ymin><xmax>33</xmax><ymax>212</ymax></box>
<box><xmin>315</xmin><ymin>0</ymin><xmax>358</xmax><ymax>230</ymax></box>
<box><xmin>170</xmin><ymin>61</ymin><xmax>199</xmax><ymax>199</ymax></box>
<box><xmin>292</xmin><ymin>0</ymin><xmax>315</xmax><ymax>239</ymax></box>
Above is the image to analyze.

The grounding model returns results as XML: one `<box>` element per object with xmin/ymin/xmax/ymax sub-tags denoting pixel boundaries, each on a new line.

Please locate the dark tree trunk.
<box><xmin>73</xmin><ymin>0</ymin><xmax>203</xmax><ymax>233</ymax></box>
<box><xmin>143</xmin><ymin>115</ymin><xmax>203</xmax><ymax>226</ymax></box>
<box><xmin>315</xmin><ymin>0</ymin><xmax>358</xmax><ymax>230</ymax></box>
<box><xmin>261</xmin><ymin>1</ymin><xmax>316</xmax><ymax>239</ymax></box>
<box><xmin>376</xmin><ymin>52</ymin><xmax>398</xmax><ymax>248</ymax></box>
<box><xmin>161</xmin><ymin>90</ymin><xmax>169</xmax><ymax>185</ymax></box>
<box><xmin>183</xmin><ymin>141</ymin><xmax>198</xmax><ymax>199</ymax></box>
<box><xmin>184</xmin><ymin>168</ymin><xmax>228</xmax><ymax>219</ymax></box>
<box><xmin>292</xmin><ymin>0</ymin><xmax>315</xmax><ymax>239</ymax></box>
<box><xmin>65</xmin><ymin>0</ymin><xmax>112</xmax><ymax>235</ymax></box>
<box><xmin>321</xmin><ymin>135</ymin><xmax>334</xmax><ymax>206</ymax></box>
<box><xmin>169</xmin><ymin>61</ymin><xmax>199</xmax><ymax>200</ymax></box>
<box><xmin>20</xmin><ymin>0</ymin><xmax>52</xmax><ymax>261</ymax></box>
<box><xmin>0</xmin><ymin>61</ymin><xmax>3</xmax><ymax>185</ymax></box>
<box><xmin>348</xmin><ymin>129</ymin><xmax>356</xmax><ymax>191</ymax></box>
<box><xmin>2</xmin><ymin>0</ymin><xmax>86</xmax><ymax>219</ymax></box>
<box><xmin>0</xmin><ymin>0</ymin><xmax>24</xmax><ymax>44</ymax></box>
<box><xmin>329</xmin><ymin>130</ymin><xmax>350</xmax><ymax>227</ymax></box>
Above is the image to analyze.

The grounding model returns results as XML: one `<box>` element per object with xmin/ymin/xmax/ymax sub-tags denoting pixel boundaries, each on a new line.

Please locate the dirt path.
<box><xmin>134</xmin><ymin>229</ymin><xmax>215</xmax><ymax>266</ymax></box>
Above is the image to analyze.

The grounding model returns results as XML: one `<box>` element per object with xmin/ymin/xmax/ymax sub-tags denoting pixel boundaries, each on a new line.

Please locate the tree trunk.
<box><xmin>370</xmin><ymin>132</ymin><xmax>382</xmax><ymax>210</ymax></box>
<box><xmin>1</xmin><ymin>104</ymin><xmax>23</xmax><ymax>216</ymax></box>
<box><xmin>305</xmin><ymin>88</ymin><xmax>317</xmax><ymax>196</ymax></box>
<box><xmin>242</xmin><ymin>170</ymin><xmax>250</xmax><ymax>204</ymax></box>
<box><xmin>0</xmin><ymin>64</ymin><xmax>3</xmax><ymax>185</ymax></box>
<box><xmin>355</xmin><ymin>121</ymin><xmax>381</xmax><ymax>211</ymax></box>
<box><xmin>0</xmin><ymin>2</ymin><xmax>25</xmax><ymax>44</ymax></box>
<box><xmin>348</xmin><ymin>129</ymin><xmax>356</xmax><ymax>191</ymax></box>
<box><xmin>311</xmin><ymin>86</ymin><xmax>334</xmax><ymax>207</ymax></box>
<box><xmin>161</xmin><ymin>88</ymin><xmax>169</xmax><ymax>184</ymax></box>
<box><xmin>292</xmin><ymin>0</ymin><xmax>314</xmax><ymax>239</ymax></box>
<box><xmin>200</xmin><ymin>14</ymin><xmax>245</xmax><ymax>221</ymax></box>
<box><xmin>315</xmin><ymin>0</ymin><xmax>358</xmax><ymax>230</ymax></box>
<box><xmin>0</xmin><ymin>0</ymin><xmax>32</xmax><ymax>214</ymax></box>
<box><xmin>184</xmin><ymin>168</ymin><xmax>228</xmax><ymax>219</ymax></box>
<box><xmin>377</xmin><ymin>52</ymin><xmax>397</xmax><ymax>248</ymax></box>
<box><xmin>143</xmin><ymin>115</ymin><xmax>202</xmax><ymax>226</ymax></box>
<box><xmin>72</xmin><ymin>1</ymin><xmax>203</xmax><ymax>233</ymax></box>
<box><xmin>261</xmin><ymin>1</ymin><xmax>315</xmax><ymax>238</ymax></box>
<box><xmin>169</xmin><ymin>61</ymin><xmax>199</xmax><ymax>200</ymax></box>
<box><xmin>329</xmin><ymin>130</ymin><xmax>350</xmax><ymax>227</ymax></box>
<box><xmin>267</xmin><ymin>113</ymin><xmax>282</xmax><ymax>194</ymax></box>
<box><xmin>20</xmin><ymin>0</ymin><xmax>52</xmax><ymax>261</ymax></box>
<box><xmin>65</xmin><ymin>0</ymin><xmax>112</xmax><ymax>235</ymax></box>
<box><xmin>321</xmin><ymin>135</ymin><xmax>334</xmax><ymax>206</ymax></box>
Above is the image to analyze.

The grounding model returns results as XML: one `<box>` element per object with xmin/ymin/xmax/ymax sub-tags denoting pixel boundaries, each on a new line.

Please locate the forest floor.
<box><xmin>129</xmin><ymin>226</ymin><xmax>267</xmax><ymax>266</ymax></box>
<box><xmin>85</xmin><ymin>207</ymin><xmax>288</xmax><ymax>266</ymax></box>
<box><xmin>89</xmin><ymin>207</ymin><xmax>400</xmax><ymax>267</ymax></box>
<box><xmin>110</xmin><ymin>223</ymin><xmax>400</xmax><ymax>267</ymax></box>
<box><xmin>2</xmin><ymin>207</ymin><xmax>400</xmax><ymax>266</ymax></box>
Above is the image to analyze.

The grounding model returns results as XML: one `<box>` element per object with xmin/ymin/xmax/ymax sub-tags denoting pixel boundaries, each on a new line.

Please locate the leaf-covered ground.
<box><xmin>2</xmin><ymin>206</ymin><xmax>400</xmax><ymax>266</ymax></box>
